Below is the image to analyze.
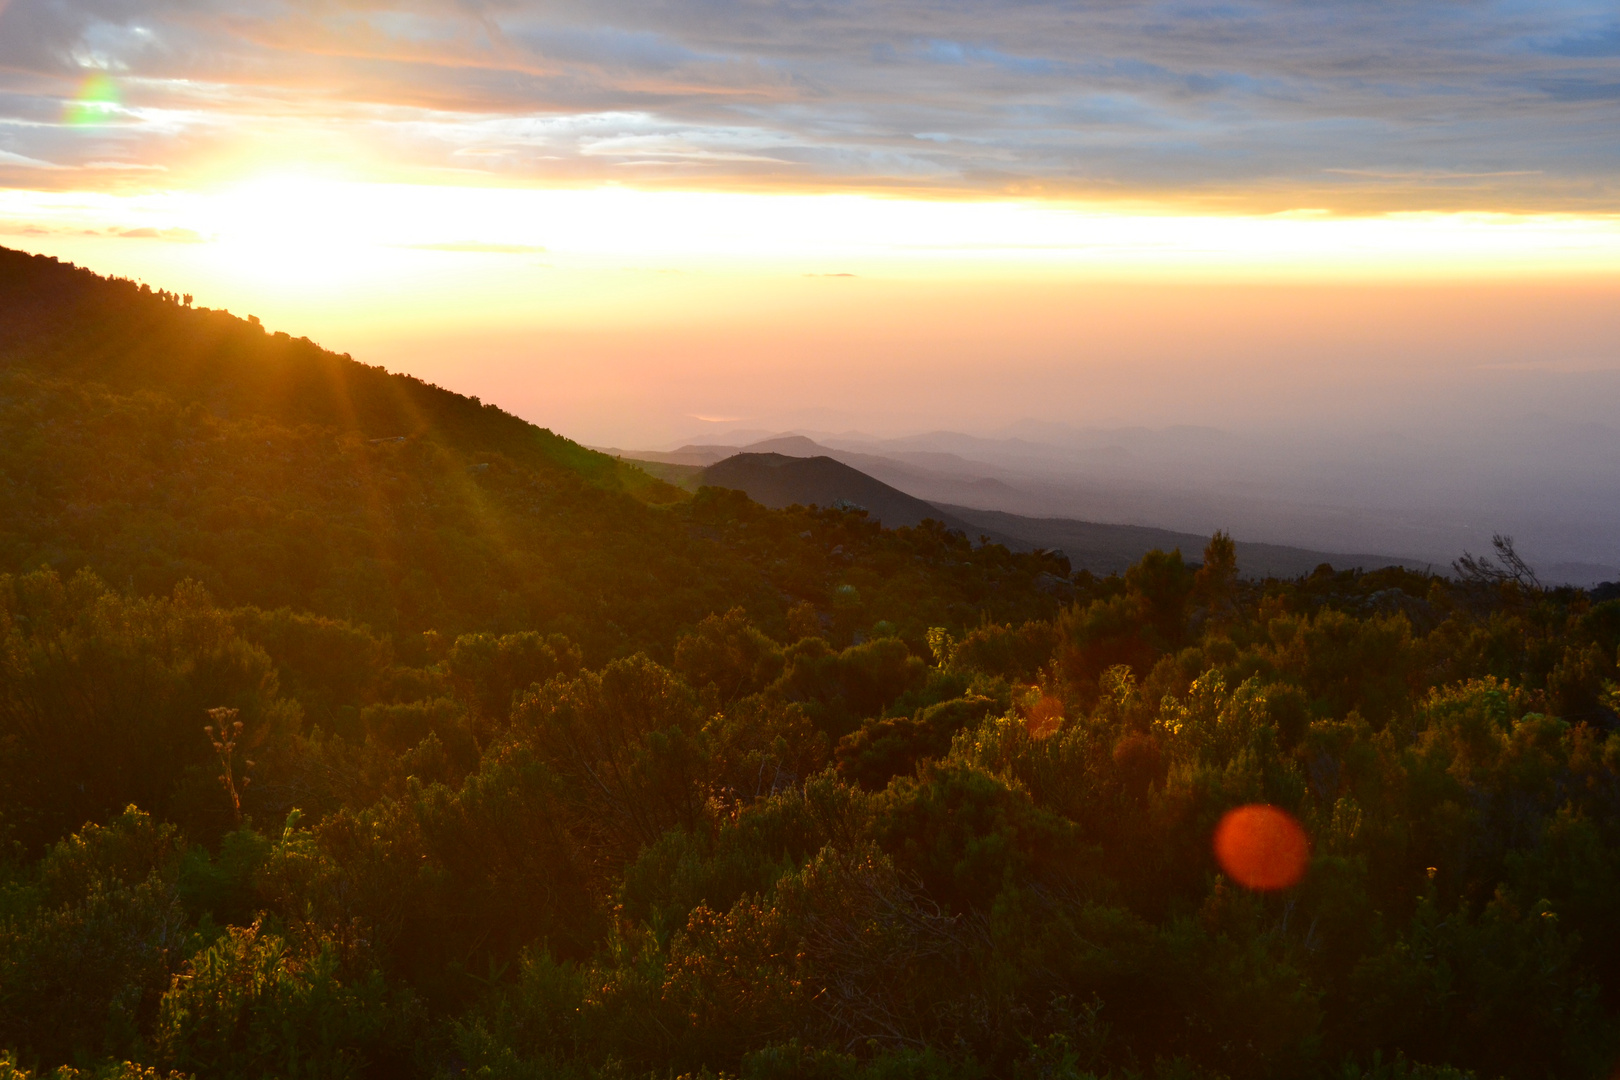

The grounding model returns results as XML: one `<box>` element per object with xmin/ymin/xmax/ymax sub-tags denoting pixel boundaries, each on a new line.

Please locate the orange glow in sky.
<box><xmin>6</xmin><ymin>177</ymin><xmax>1619</xmax><ymax>454</ymax></box>
<box><xmin>5</xmin><ymin>178</ymin><xmax>1619</xmax><ymax>345</ymax></box>
<box><xmin>7</xmin><ymin>180</ymin><xmax>1620</xmax><ymax>291</ymax></box>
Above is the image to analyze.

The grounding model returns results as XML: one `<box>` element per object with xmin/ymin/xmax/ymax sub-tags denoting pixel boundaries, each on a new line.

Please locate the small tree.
<box><xmin>1196</xmin><ymin>530</ymin><xmax>1239</xmax><ymax>605</ymax></box>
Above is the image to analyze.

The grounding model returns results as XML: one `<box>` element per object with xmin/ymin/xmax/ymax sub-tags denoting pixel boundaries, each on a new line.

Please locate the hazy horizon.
<box><xmin>601</xmin><ymin>413</ymin><xmax>1620</xmax><ymax>583</ymax></box>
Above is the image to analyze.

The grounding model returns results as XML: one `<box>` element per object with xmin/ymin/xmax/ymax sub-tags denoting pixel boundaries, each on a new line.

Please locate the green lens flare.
<box><xmin>65</xmin><ymin>73</ymin><xmax>120</xmax><ymax>127</ymax></box>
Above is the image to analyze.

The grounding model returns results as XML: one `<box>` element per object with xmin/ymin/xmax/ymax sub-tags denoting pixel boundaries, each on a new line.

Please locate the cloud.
<box><xmin>0</xmin><ymin>148</ymin><xmax>60</xmax><ymax>168</ymax></box>
<box><xmin>0</xmin><ymin>0</ymin><xmax>1615</xmax><ymax>208</ymax></box>
<box><xmin>1323</xmin><ymin>169</ymin><xmax>1545</xmax><ymax>182</ymax></box>
<box><xmin>113</xmin><ymin>225</ymin><xmax>204</xmax><ymax>241</ymax></box>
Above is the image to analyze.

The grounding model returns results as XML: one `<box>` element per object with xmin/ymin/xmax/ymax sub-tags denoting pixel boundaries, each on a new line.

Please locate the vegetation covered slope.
<box><xmin>1</xmin><ymin>247</ymin><xmax>1619</xmax><ymax>1080</ymax></box>
<box><xmin>0</xmin><ymin>247</ymin><xmax>1066</xmax><ymax>657</ymax></box>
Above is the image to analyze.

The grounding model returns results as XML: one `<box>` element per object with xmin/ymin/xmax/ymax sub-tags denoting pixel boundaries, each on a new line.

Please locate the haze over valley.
<box><xmin>606</xmin><ymin>410</ymin><xmax>1620</xmax><ymax>585</ymax></box>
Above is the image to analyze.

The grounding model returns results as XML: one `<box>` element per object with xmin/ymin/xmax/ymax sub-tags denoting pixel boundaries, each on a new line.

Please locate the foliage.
<box><xmin>154</xmin><ymin>920</ymin><xmax>408</xmax><ymax>1079</ymax></box>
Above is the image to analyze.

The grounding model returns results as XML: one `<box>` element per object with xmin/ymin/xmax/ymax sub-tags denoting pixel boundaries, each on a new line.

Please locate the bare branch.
<box><xmin>1453</xmin><ymin>533</ymin><xmax>1541</xmax><ymax>592</ymax></box>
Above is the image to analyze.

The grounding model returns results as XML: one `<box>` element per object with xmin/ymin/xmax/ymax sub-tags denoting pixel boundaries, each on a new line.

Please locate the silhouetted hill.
<box><xmin>0</xmin><ymin>247</ymin><xmax>667</xmax><ymax>500</ymax></box>
<box><xmin>701</xmin><ymin>453</ymin><xmax>1002</xmax><ymax>537</ymax></box>
<box><xmin>0</xmin><ymin>247</ymin><xmax>1066</xmax><ymax>653</ymax></box>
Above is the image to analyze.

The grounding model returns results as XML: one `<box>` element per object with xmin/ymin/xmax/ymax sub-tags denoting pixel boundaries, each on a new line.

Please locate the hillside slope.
<box><xmin>0</xmin><ymin>247</ymin><xmax>665</xmax><ymax>499</ymax></box>
<box><xmin>0</xmin><ymin>247</ymin><xmax>1066</xmax><ymax>654</ymax></box>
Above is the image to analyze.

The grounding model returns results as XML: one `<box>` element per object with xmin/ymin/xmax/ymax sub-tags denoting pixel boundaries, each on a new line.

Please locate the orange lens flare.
<box><xmin>1213</xmin><ymin>804</ymin><xmax>1309</xmax><ymax>891</ymax></box>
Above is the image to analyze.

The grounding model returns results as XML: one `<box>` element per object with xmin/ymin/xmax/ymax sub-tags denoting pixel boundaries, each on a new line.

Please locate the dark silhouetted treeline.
<box><xmin>1</xmin><ymin>248</ymin><xmax>1619</xmax><ymax>1079</ymax></box>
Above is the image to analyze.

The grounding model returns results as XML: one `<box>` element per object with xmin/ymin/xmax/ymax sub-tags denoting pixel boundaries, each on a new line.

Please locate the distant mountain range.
<box><xmin>601</xmin><ymin>439</ymin><xmax>1426</xmax><ymax>578</ymax></box>
<box><xmin>598</xmin><ymin>418</ymin><xmax>1620</xmax><ymax>587</ymax></box>
<box><xmin>934</xmin><ymin>505</ymin><xmax>1421</xmax><ymax>579</ymax></box>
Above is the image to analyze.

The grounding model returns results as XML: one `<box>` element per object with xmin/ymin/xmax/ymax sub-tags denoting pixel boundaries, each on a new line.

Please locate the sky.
<box><xmin>3</xmin><ymin>0</ymin><xmax>1620</xmax><ymax>207</ymax></box>
<box><xmin>2</xmin><ymin>0</ymin><xmax>1620</xmax><ymax>567</ymax></box>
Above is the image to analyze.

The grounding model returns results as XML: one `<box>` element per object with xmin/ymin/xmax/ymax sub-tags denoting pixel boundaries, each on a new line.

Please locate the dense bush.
<box><xmin>2</xmin><ymin>544</ymin><xmax>1614</xmax><ymax>1079</ymax></box>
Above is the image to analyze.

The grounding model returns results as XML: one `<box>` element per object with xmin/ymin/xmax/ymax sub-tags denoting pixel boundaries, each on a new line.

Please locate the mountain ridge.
<box><xmin>612</xmin><ymin>437</ymin><xmax>1427</xmax><ymax>578</ymax></box>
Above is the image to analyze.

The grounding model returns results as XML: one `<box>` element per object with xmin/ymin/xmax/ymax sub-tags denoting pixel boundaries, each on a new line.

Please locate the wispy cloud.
<box><xmin>112</xmin><ymin>224</ymin><xmax>203</xmax><ymax>241</ymax></box>
<box><xmin>0</xmin><ymin>148</ymin><xmax>60</xmax><ymax>168</ymax></box>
